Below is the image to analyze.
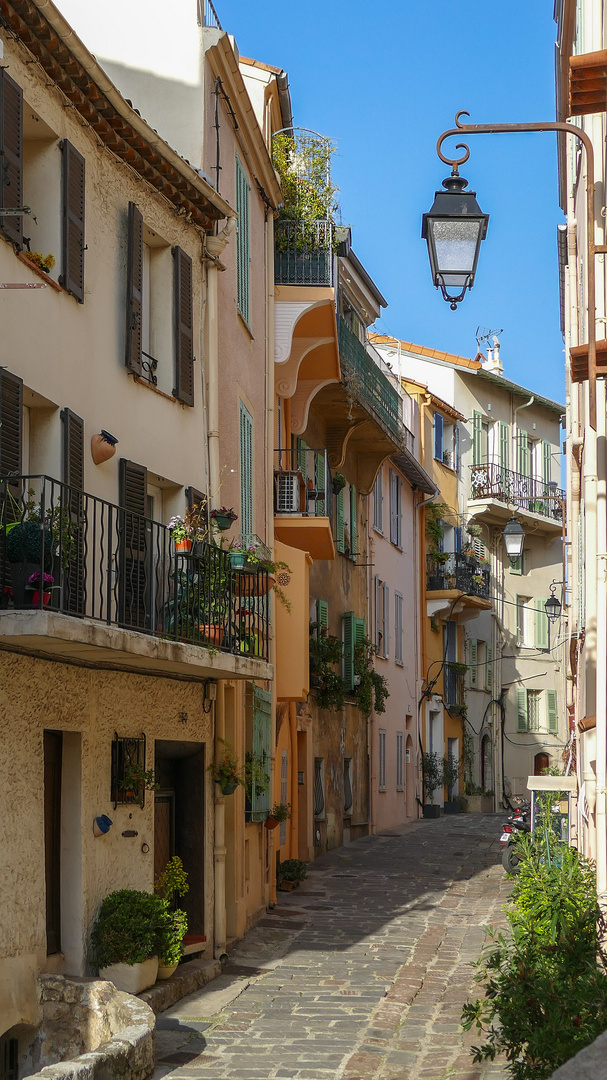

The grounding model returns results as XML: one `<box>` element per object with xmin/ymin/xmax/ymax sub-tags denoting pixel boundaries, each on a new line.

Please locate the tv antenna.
<box><xmin>476</xmin><ymin>326</ymin><xmax>503</xmax><ymax>351</ymax></box>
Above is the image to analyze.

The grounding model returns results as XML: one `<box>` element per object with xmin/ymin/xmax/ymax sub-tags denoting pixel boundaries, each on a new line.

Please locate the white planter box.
<box><xmin>99</xmin><ymin>957</ymin><xmax>158</xmax><ymax>994</ymax></box>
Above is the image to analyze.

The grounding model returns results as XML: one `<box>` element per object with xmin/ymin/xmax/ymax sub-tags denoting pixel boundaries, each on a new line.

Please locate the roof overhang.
<box><xmin>392</xmin><ymin>448</ymin><xmax>436</xmax><ymax>495</ymax></box>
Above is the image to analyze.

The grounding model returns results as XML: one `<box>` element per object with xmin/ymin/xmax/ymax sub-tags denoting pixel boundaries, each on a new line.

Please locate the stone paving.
<box><xmin>152</xmin><ymin>814</ymin><xmax>511</xmax><ymax>1080</ymax></box>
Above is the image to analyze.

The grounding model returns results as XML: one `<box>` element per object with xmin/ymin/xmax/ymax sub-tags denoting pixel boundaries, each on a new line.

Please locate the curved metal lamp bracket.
<box><xmin>436</xmin><ymin>111</ymin><xmax>471</xmax><ymax>172</ymax></box>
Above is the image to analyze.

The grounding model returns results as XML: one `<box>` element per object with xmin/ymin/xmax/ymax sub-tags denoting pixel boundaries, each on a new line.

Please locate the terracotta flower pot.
<box><xmin>174</xmin><ymin>538</ymin><xmax>193</xmax><ymax>553</ymax></box>
<box><xmin>264</xmin><ymin>815</ymin><xmax>280</xmax><ymax>830</ymax></box>
<box><xmin>238</xmin><ymin>572</ymin><xmax>275</xmax><ymax>598</ymax></box>
<box><xmin>197</xmin><ymin>624</ymin><xmax>224</xmax><ymax>646</ymax></box>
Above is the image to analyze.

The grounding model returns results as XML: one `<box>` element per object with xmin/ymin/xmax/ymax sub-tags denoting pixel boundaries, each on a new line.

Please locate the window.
<box><xmin>394</xmin><ymin>592</ymin><xmax>404</xmax><ymax>664</ymax></box>
<box><xmin>314</xmin><ymin>757</ymin><xmax>325</xmax><ymax>819</ymax></box>
<box><xmin>239</xmin><ymin>401</ymin><xmax>253</xmax><ymax>537</ymax></box>
<box><xmin>374</xmin><ymin>577</ymin><xmax>389</xmax><ymax>657</ymax></box>
<box><xmin>535</xmin><ymin>598</ymin><xmax>549</xmax><ymax>651</ymax></box>
<box><xmin>516</xmin><ymin>595</ymin><xmax>532</xmax><ymax>647</ymax></box>
<box><xmin>235</xmin><ymin>155</ymin><xmax>250</xmax><ymax>325</ymax></box>
<box><xmin>378</xmin><ymin>730</ymin><xmax>386</xmax><ymax>790</ymax></box>
<box><xmin>396</xmin><ymin>732</ymin><xmax>404</xmax><ymax>790</ymax></box>
<box><xmin>389</xmin><ymin>469</ymin><xmax>402</xmax><ymax>547</ymax></box>
<box><xmin>516</xmin><ymin>689</ymin><xmax>558</xmax><ymax>733</ymax></box>
<box><xmin>247</xmin><ymin>684</ymin><xmax>272</xmax><ymax>820</ymax></box>
<box><xmin>343</xmin><ymin>758</ymin><xmax>353</xmax><ymax>814</ymax></box>
<box><xmin>373</xmin><ymin>469</ymin><xmax>383</xmax><ymax>532</ymax></box>
<box><xmin>343</xmin><ymin>611</ymin><xmax>366</xmax><ymax>690</ymax></box>
<box><xmin>527</xmin><ymin>690</ymin><xmax>541</xmax><ymax>732</ymax></box>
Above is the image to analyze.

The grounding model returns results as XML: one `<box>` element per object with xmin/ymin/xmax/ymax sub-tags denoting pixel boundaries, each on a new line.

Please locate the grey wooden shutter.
<box><xmin>547</xmin><ymin>690</ymin><xmax>558</xmax><ymax>734</ymax></box>
<box><xmin>60</xmin><ymin>141</ymin><xmax>85</xmax><ymax>301</ymax></box>
<box><xmin>119</xmin><ymin>459</ymin><xmax>148</xmax><ymax>629</ymax></box>
<box><xmin>61</xmin><ymin>408</ymin><xmax>85</xmax><ymax>614</ymax></box>
<box><xmin>126</xmin><ymin>202</ymin><xmax>143</xmax><ymax>375</ymax></box>
<box><xmin>61</xmin><ymin>409</ymin><xmax>84</xmax><ymax>491</ymax></box>
<box><xmin>173</xmin><ymin>246</ymin><xmax>194</xmax><ymax>406</ymax></box>
<box><xmin>0</xmin><ymin>70</ymin><xmax>23</xmax><ymax>246</ymax></box>
<box><xmin>0</xmin><ymin>370</ymin><xmax>23</xmax><ymax>476</ymax></box>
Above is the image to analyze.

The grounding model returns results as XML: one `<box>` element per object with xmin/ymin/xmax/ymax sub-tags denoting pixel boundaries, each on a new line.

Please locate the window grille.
<box><xmin>378</xmin><ymin>730</ymin><xmax>386</xmax><ymax>790</ymax></box>
<box><xmin>111</xmin><ymin>732</ymin><xmax>146</xmax><ymax>808</ymax></box>
<box><xmin>343</xmin><ymin>758</ymin><xmax>353</xmax><ymax>814</ymax></box>
<box><xmin>396</xmin><ymin>732</ymin><xmax>404</xmax><ymax>790</ymax></box>
<box><xmin>314</xmin><ymin>758</ymin><xmax>325</xmax><ymax>818</ymax></box>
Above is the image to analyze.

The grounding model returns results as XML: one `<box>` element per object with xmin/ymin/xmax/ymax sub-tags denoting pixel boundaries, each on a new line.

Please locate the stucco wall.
<box><xmin>0</xmin><ymin>653</ymin><xmax>214</xmax><ymax>1036</ymax></box>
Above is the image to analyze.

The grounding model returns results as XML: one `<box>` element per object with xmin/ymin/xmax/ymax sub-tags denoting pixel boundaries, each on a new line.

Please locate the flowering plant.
<box><xmin>27</xmin><ymin>251</ymin><xmax>55</xmax><ymax>274</ymax></box>
<box><xmin>168</xmin><ymin>502</ymin><xmax>208</xmax><ymax>543</ymax></box>
<box><xmin>211</xmin><ymin>506</ymin><xmax>238</xmax><ymax>522</ymax></box>
<box><xmin>207</xmin><ymin>741</ymin><xmax>243</xmax><ymax>788</ymax></box>
<box><xmin>25</xmin><ymin>571</ymin><xmax>56</xmax><ymax>591</ymax></box>
<box><xmin>168</xmin><ymin>515</ymin><xmax>189</xmax><ymax>542</ymax></box>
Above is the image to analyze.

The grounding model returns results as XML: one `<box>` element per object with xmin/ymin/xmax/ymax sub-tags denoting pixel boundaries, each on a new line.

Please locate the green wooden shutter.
<box><xmin>173</xmin><ymin>246</ymin><xmax>194</xmax><ymax>406</ymax></box>
<box><xmin>236</xmin><ymin>155</ymin><xmax>250</xmax><ymax>325</ymax></box>
<box><xmin>510</xmin><ymin>552</ymin><xmax>523</xmax><ymax>575</ymax></box>
<box><xmin>542</xmin><ymin>440</ymin><xmax>551</xmax><ymax>485</ymax></box>
<box><xmin>0</xmin><ymin>70</ymin><xmax>23</xmax><ymax>246</ymax></box>
<box><xmin>251</xmin><ymin>685</ymin><xmax>272</xmax><ymax>819</ymax></box>
<box><xmin>317</xmin><ymin>599</ymin><xmax>328</xmax><ymax>634</ymax></box>
<box><xmin>61</xmin><ymin>140</ymin><xmax>85</xmax><ymax>302</ymax></box>
<box><xmin>472</xmin><ymin>412</ymin><xmax>483</xmax><ymax>466</ymax></box>
<box><xmin>469</xmin><ymin>639</ymin><xmax>478</xmax><ymax>688</ymax></box>
<box><xmin>499</xmin><ymin>422</ymin><xmax>509</xmax><ymax>469</ymax></box>
<box><xmin>516</xmin><ymin>689</ymin><xmax>528</xmax><ymax>732</ymax></box>
<box><xmin>316</xmin><ymin>451</ymin><xmax>325</xmax><ymax>515</ymax></box>
<box><xmin>239</xmin><ymin>400</ymin><xmax>253</xmax><ymax>537</ymax></box>
<box><xmin>297</xmin><ymin>438</ymin><xmax>308</xmax><ymax>480</ymax></box>
<box><xmin>486</xmin><ymin>645</ymin><xmax>493</xmax><ymax>692</ymax></box>
<box><xmin>343</xmin><ymin>611</ymin><xmax>354</xmax><ymax>690</ymax></box>
<box><xmin>350</xmin><ymin>485</ymin><xmax>357</xmax><ymax>562</ymax></box>
<box><xmin>535</xmin><ymin>598</ymin><xmax>549</xmax><ymax>650</ymax></box>
<box><xmin>547</xmin><ymin>689</ymin><xmax>558</xmax><ymax>734</ymax></box>
<box><xmin>125</xmin><ymin>202</ymin><xmax>144</xmax><ymax>375</ymax></box>
<box><xmin>518</xmin><ymin>431</ymin><xmax>529</xmax><ymax>476</ymax></box>
<box><xmin>336</xmin><ymin>488</ymin><xmax>345</xmax><ymax>553</ymax></box>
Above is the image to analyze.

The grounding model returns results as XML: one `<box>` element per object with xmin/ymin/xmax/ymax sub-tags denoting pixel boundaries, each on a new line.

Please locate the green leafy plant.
<box><xmin>270</xmin><ymin>802</ymin><xmax>291</xmax><ymax>823</ymax></box>
<box><xmin>119</xmin><ymin>765</ymin><xmax>159</xmax><ymax>808</ymax></box>
<box><xmin>208</xmin><ymin>741</ymin><xmax>243</xmax><ymax>790</ymax></box>
<box><xmin>353</xmin><ymin>635</ymin><xmax>389</xmax><ymax>715</ymax></box>
<box><xmin>466</xmin><ymin>522</ymin><xmax>483</xmax><ymax>538</ymax></box>
<box><xmin>90</xmin><ymin>889</ymin><xmax>170</xmax><ymax>968</ymax></box>
<box><xmin>157</xmin><ymin>908</ymin><xmax>188</xmax><ymax>967</ymax></box>
<box><xmin>446</xmin><ymin>661</ymin><xmax>468</xmax><ymax>675</ymax></box>
<box><xmin>425</xmin><ymin>501</ymin><xmax>449</xmax><ymax>551</ymax></box>
<box><xmin>421</xmin><ymin>751</ymin><xmax>443</xmax><ymax>804</ymax></box>
<box><xmin>244</xmin><ymin>750</ymin><xmax>270</xmax><ymax>803</ymax></box>
<box><xmin>278</xmin><ymin>858</ymin><xmax>308</xmax><ymax>883</ymax></box>
<box><xmin>309</xmin><ymin>621</ymin><xmax>346</xmax><ymax>710</ymax></box>
<box><xmin>462</xmin><ymin>840</ymin><xmax>607</xmax><ymax>1079</ymax></box>
<box><xmin>331</xmin><ymin>472</ymin><xmax>347</xmax><ymax>493</ymax></box>
<box><xmin>272</xmin><ymin>131</ymin><xmax>338</xmax><ymax>228</ymax></box>
<box><xmin>442</xmin><ymin>753</ymin><xmax>460</xmax><ymax>795</ymax></box>
<box><xmin>154</xmin><ymin>856</ymin><xmax>189</xmax><ymax>904</ymax></box>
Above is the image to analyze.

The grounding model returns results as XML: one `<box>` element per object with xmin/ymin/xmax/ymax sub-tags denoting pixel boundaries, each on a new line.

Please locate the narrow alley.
<box><xmin>153</xmin><ymin>816</ymin><xmax>510</xmax><ymax>1080</ymax></box>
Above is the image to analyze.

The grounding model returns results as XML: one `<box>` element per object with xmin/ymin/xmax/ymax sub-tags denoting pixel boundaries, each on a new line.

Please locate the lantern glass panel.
<box><xmin>431</xmin><ymin>219</ymin><xmax>481</xmax><ymax>284</ymax></box>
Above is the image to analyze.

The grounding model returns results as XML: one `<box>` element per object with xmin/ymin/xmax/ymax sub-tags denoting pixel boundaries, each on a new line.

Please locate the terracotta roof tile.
<box><xmin>368</xmin><ymin>333</ymin><xmax>481</xmax><ymax>370</ymax></box>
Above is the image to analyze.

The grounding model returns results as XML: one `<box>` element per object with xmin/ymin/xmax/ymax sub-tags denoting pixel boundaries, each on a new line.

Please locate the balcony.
<box><xmin>0</xmin><ymin>475</ymin><xmax>272</xmax><ymax>680</ymax></box>
<box><xmin>274</xmin><ymin>220</ymin><xmax>334</xmax><ymax>287</ymax></box>
<box><xmin>426</xmin><ymin>552</ymin><xmax>491</xmax><ymax>608</ymax></box>
<box><xmin>338</xmin><ymin>319</ymin><xmax>403</xmax><ymax>443</ymax></box>
<box><xmin>273</xmin><ymin>448</ymin><xmax>335</xmax><ymax>560</ymax></box>
<box><xmin>444</xmin><ymin>665</ymin><xmax>466</xmax><ymax>710</ymax></box>
<box><xmin>469</xmin><ymin>463</ymin><xmax>565</xmax><ymax>530</ymax></box>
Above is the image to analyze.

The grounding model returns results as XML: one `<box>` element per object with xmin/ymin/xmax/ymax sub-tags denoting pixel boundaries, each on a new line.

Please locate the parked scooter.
<box><xmin>500</xmin><ymin>803</ymin><xmax>531</xmax><ymax>873</ymax></box>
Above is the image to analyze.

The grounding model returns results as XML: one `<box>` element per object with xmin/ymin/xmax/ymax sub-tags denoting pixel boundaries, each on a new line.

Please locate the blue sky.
<box><xmin>221</xmin><ymin>0</ymin><xmax>565</xmax><ymax>405</ymax></box>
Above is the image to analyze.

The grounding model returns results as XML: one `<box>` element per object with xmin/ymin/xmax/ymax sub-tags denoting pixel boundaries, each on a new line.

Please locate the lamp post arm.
<box><xmin>437</xmin><ymin>113</ymin><xmax>598</xmax><ymax>429</ymax></box>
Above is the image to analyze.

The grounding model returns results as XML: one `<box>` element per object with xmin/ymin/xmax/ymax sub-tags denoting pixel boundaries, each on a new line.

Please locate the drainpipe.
<box><xmin>289</xmin><ymin>702</ymin><xmax>299</xmax><ymax>858</ymax></box>
<box><xmin>595</xmin><ymin>378</ymin><xmax>606</xmax><ymax>905</ymax></box>
<box><xmin>204</xmin><ymin>215</ymin><xmax>237</xmax><ymax>509</ymax></box>
<box><xmin>213</xmin><ymin>681</ymin><xmax>227</xmax><ymax>959</ymax></box>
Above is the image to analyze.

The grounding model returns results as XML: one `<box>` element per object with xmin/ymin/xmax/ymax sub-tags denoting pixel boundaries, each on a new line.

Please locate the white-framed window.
<box><xmin>516</xmin><ymin>595</ymin><xmax>533</xmax><ymax>647</ymax></box>
<box><xmin>394</xmin><ymin>592</ymin><xmax>403</xmax><ymax>664</ymax></box>
<box><xmin>516</xmin><ymin>689</ymin><xmax>558</xmax><ymax>734</ymax></box>
<box><xmin>396</xmin><ymin>732</ymin><xmax>404</xmax><ymax>790</ymax></box>
<box><xmin>374</xmin><ymin>575</ymin><xmax>390</xmax><ymax>656</ymax></box>
<box><xmin>378</xmin><ymin>730</ymin><xmax>386</xmax><ymax>790</ymax></box>
<box><xmin>373</xmin><ymin>469</ymin><xmax>383</xmax><ymax>533</ymax></box>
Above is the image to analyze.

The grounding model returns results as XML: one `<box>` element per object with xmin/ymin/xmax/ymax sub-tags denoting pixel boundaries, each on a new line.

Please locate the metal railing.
<box><xmin>198</xmin><ymin>0</ymin><xmax>222</xmax><ymax>29</ymax></box>
<box><xmin>0</xmin><ymin>475</ymin><xmax>269</xmax><ymax>661</ymax></box>
<box><xmin>469</xmin><ymin>463</ymin><xmax>565</xmax><ymax>520</ymax></box>
<box><xmin>273</xmin><ymin>448</ymin><xmax>331</xmax><ymax>517</ymax></box>
<box><xmin>274</xmin><ymin>220</ymin><xmax>334</xmax><ymax>286</ymax></box>
<box><xmin>444</xmin><ymin>666</ymin><xmax>465</xmax><ymax>708</ymax></box>
<box><xmin>338</xmin><ymin>318</ymin><xmax>403</xmax><ymax>442</ymax></box>
<box><xmin>426</xmin><ymin>552</ymin><xmax>491</xmax><ymax>600</ymax></box>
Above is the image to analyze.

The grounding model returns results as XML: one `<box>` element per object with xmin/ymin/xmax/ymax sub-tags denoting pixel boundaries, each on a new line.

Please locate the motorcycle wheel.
<box><xmin>502</xmin><ymin>845</ymin><xmax>521</xmax><ymax>874</ymax></box>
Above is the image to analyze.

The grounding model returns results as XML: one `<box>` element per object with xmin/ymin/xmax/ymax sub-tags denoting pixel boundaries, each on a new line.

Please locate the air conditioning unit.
<box><xmin>275</xmin><ymin>472</ymin><xmax>301</xmax><ymax>513</ymax></box>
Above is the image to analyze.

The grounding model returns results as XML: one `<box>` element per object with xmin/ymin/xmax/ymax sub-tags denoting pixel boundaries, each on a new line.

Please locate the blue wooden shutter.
<box><xmin>239</xmin><ymin>400</ymin><xmax>253</xmax><ymax>537</ymax></box>
<box><xmin>535</xmin><ymin>598</ymin><xmax>549</xmax><ymax>650</ymax></box>
<box><xmin>434</xmin><ymin>412</ymin><xmax>443</xmax><ymax>460</ymax></box>
<box><xmin>235</xmin><ymin>155</ymin><xmax>250</xmax><ymax>325</ymax></box>
<box><xmin>472</xmin><ymin>412</ymin><xmax>483</xmax><ymax>466</ymax></box>
<box><xmin>546</xmin><ymin>689</ymin><xmax>558</xmax><ymax>734</ymax></box>
<box><xmin>336</xmin><ymin>488</ymin><xmax>345</xmax><ymax>553</ymax></box>
<box><xmin>350</xmin><ymin>485</ymin><xmax>357</xmax><ymax>561</ymax></box>
<box><xmin>516</xmin><ymin>689</ymin><xmax>528</xmax><ymax>732</ymax></box>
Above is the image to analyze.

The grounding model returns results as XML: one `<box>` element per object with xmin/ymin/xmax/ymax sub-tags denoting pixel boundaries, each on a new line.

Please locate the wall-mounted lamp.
<box><xmin>502</xmin><ymin>516</ymin><xmax>525</xmax><ymax>561</ymax></box>
<box><xmin>545</xmin><ymin>581</ymin><xmax>563</xmax><ymax>623</ymax></box>
<box><xmin>202</xmin><ymin>680</ymin><xmax>217</xmax><ymax>714</ymax></box>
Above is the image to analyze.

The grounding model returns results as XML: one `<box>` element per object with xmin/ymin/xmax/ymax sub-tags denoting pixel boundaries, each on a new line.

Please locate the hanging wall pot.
<box><xmin>91</xmin><ymin>430</ymin><xmax>119</xmax><ymax>465</ymax></box>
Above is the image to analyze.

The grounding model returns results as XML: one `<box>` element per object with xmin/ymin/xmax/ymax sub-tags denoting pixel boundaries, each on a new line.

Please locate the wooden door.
<box><xmin>154</xmin><ymin>794</ymin><xmax>174</xmax><ymax>882</ymax></box>
<box><xmin>44</xmin><ymin>730</ymin><xmax>62</xmax><ymax>955</ymax></box>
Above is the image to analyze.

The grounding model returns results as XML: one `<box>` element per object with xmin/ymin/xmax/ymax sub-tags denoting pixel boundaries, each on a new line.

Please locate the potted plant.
<box><xmin>168</xmin><ymin>514</ymin><xmax>193</xmax><ymax>553</ymax></box>
<box><xmin>154</xmin><ymin>856</ymin><xmax>189</xmax><ymax>979</ymax></box>
<box><xmin>265</xmin><ymin>802</ymin><xmax>291</xmax><ymax>830</ymax></box>
<box><xmin>353</xmin><ymin>635</ymin><xmax>389</xmax><ymax>716</ymax></box>
<box><xmin>26</xmin><ymin>251</ymin><xmax>55</xmax><ymax>274</ymax></box>
<box><xmin>309</xmin><ymin>622</ymin><xmax>346</xmax><ymax>710</ymax></box>
<box><xmin>208</xmin><ymin>742</ymin><xmax>243</xmax><ymax>795</ymax></box>
<box><xmin>277</xmin><ymin>858</ymin><xmax>307</xmax><ymax>891</ymax></box>
<box><xmin>331</xmin><ymin>472</ymin><xmax>347</xmax><ymax>495</ymax></box>
<box><xmin>91</xmin><ymin>888</ymin><xmax>171</xmax><ymax>993</ymax></box>
<box><xmin>210</xmin><ymin>506</ymin><xmax>238</xmax><ymax>532</ymax></box>
<box><xmin>119</xmin><ymin>764</ymin><xmax>159</xmax><ymax>808</ymax></box>
<box><xmin>25</xmin><ymin>570</ymin><xmax>57</xmax><ymax>608</ymax></box>
<box><xmin>421</xmin><ymin>751</ymin><xmax>443</xmax><ymax>818</ymax></box>
<box><xmin>443</xmin><ymin>754</ymin><xmax>461</xmax><ymax>813</ymax></box>
<box><xmin>4</xmin><ymin>517</ymin><xmax>53</xmax><ymax>608</ymax></box>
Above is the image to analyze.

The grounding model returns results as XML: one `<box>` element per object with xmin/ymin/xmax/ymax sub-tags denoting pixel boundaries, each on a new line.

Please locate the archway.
<box><xmin>534</xmin><ymin>752</ymin><xmax>550</xmax><ymax>775</ymax></box>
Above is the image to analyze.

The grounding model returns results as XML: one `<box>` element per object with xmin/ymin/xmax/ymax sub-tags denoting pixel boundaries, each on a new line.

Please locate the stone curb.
<box><xmin>140</xmin><ymin>959</ymin><xmax>222</xmax><ymax>1016</ymax></box>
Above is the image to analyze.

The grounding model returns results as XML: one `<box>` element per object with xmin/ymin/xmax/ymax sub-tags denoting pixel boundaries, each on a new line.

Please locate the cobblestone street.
<box><xmin>153</xmin><ymin>815</ymin><xmax>511</xmax><ymax>1080</ymax></box>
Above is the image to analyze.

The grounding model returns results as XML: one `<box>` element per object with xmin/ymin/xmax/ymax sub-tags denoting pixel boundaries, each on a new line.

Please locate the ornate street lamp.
<box><xmin>422</xmin><ymin>171</ymin><xmax>489</xmax><ymax>310</ymax></box>
<box><xmin>545</xmin><ymin>583</ymin><xmax>562</xmax><ymax>623</ymax></box>
<box><xmin>502</xmin><ymin>516</ymin><xmax>525</xmax><ymax>561</ymax></box>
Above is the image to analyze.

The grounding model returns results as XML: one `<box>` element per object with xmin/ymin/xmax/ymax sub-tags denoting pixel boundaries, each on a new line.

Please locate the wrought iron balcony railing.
<box><xmin>444</xmin><ymin>665</ymin><xmax>466</xmax><ymax>709</ymax></box>
<box><xmin>274</xmin><ymin>448</ymin><xmax>331</xmax><ymax>517</ymax></box>
<box><xmin>0</xmin><ymin>475</ymin><xmax>269</xmax><ymax>661</ymax></box>
<box><xmin>274</xmin><ymin>220</ymin><xmax>334</xmax><ymax>286</ymax></box>
<box><xmin>426</xmin><ymin>552</ymin><xmax>491</xmax><ymax>600</ymax></box>
<box><xmin>338</xmin><ymin>318</ymin><xmax>403</xmax><ymax>443</ymax></box>
<box><xmin>469</xmin><ymin>463</ymin><xmax>565</xmax><ymax>520</ymax></box>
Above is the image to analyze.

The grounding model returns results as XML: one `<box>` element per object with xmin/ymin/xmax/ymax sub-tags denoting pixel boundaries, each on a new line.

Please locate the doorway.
<box><xmin>154</xmin><ymin>741</ymin><xmax>206</xmax><ymax>935</ymax></box>
<box><xmin>534</xmin><ymin>752</ymin><xmax>550</xmax><ymax>775</ymax></box>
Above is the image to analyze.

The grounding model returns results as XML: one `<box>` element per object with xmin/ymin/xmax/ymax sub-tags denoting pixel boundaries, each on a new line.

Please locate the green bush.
<box><xmin>278</xmin><ymin>859</ymin><xmax>307</xmax><ymax>883</ymax></box>
<box><xmin>5</xmin><ymin>521</ymin><xmax>53</xmax><ymax>567</ymax></box>
<box><xmin>90</xmin><ymin>889</ymin><xmax>170</xmax><ymax>968</ymax></box>
<box><xmin>462</xmin><ymin>839</ymin><xmax>607</xmax><ymax>1079</ymax></box>
<box><xmin>158</xmin><ymin>908</ymin><xmax>188</xmax><ymax>966</ymax></box>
